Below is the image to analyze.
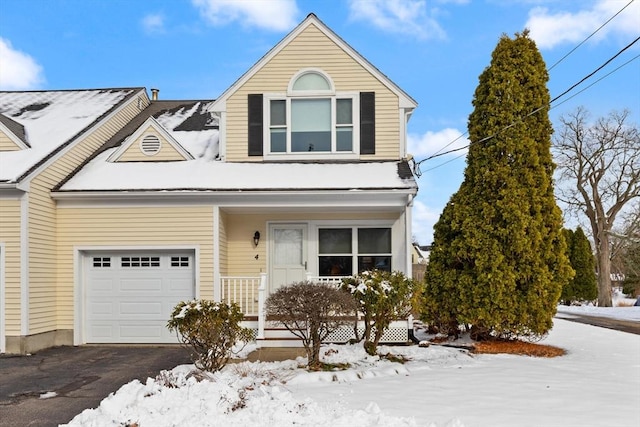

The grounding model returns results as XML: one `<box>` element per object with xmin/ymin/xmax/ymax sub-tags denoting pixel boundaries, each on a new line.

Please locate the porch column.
<box><xmin>213</xmin><ymin>206</ymin><xmax>221</xmax><ymax>301</ymax></box>
<box><xmin>405</xmin><ymin>195</ymin><xmax>413</xmax><ymax>275</ymax></box>
<box><xmin>257</xmin><ymin>272</ymin><xmax>267</xmax><ymax>339</ymax></box>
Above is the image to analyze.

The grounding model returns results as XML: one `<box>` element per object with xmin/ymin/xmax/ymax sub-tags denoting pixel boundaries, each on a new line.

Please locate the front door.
<box><xmin>270</xmin><ymin>224</ymin><xmax>308</xmax><ymax>291</ymax></box>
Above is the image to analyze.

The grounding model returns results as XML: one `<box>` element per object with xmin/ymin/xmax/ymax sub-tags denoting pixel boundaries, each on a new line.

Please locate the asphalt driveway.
<box><xmin>0</xmin><ymin>345</ymin><xmax>191</xmax><ymax>427</ymax></box>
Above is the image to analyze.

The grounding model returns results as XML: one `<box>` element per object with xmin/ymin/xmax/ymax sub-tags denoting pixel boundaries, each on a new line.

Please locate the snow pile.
<box><xmin>556</xmin><ymin>302</ymin><xmax>640</xmax><ymax>321</ymax></box>
<box><xmin>64</xmin><ymin>344</ymin><xmax>471</xmax><ymax>427</ymax></box>
<box><xmin>63</xmin><ymin>319</ymin><xmax>640</xmax><ymax>427</ymax></box>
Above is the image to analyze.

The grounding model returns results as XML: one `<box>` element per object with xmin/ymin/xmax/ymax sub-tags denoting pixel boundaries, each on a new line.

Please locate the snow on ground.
<box><xmin>64</xmin><ymin>315</ymin><xmax>640</xmax><ymax>427</ymax></box>
<box><xmin>556</xmin><ymin>293</ymin><xmax>640</xmax><ymax>321</ymax></box>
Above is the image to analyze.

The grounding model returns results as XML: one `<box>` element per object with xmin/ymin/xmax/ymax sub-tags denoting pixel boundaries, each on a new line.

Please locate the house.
<box><xmin>0</xmin><ymin>14</ymin><xmax>418</xmax><ymax>354</ymax></box>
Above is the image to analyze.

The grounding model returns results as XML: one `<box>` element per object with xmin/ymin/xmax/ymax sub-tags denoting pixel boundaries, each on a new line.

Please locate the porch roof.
<box><xmin>58</xmin><ymin>150</ymin><xmax>417</xmax><ymax>193</ymax></box>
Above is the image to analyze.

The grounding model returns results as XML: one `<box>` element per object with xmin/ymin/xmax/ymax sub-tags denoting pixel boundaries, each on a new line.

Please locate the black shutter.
<box><xmin>360</xmin><ymin>92</ymin><xmax>375</xmax><ymax>154</ymax></box>
<box><xmin>248</xmin><ymin>94</ymin><xmax>263</xmax><ymax>156</ymax></box>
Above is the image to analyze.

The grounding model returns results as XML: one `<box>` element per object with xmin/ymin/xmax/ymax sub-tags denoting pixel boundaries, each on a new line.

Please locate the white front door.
<box><xmin>270</xmin><ymin>224</ymin><xmax>308</xmax><ymax>290</ymax></box>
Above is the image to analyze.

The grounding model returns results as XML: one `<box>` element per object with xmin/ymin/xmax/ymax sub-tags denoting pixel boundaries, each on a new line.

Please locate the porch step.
<box><xmin>256</xmin><ymin>338</ymin><xmax>304</xmax><ymax>348</ymax></box>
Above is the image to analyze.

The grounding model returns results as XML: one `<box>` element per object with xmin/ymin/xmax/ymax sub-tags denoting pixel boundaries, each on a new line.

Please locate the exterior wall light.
<box><xmin>253</xmin><ymin>231</ymin><xmax>261</xmax><ymax>247</ymax></box>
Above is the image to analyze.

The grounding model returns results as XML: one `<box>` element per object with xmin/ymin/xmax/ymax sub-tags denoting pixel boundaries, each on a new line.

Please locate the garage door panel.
<box><xmin>85</xmin><ymin>252</ymin><xmax>194</xmax><ymax>344</ymax></box>
<box><xmin>168</xmin><ymin>278</ymin><xmax>193</xmax><ymax>294</ymax></box>
<box><xmin>119</xmin><ymin>301</ymin><xmax>163</xmax><ymax>316</ymax></box>
<box><xmin>120</xmin><ymin>278</ymin><xmax>163</xmax><ymax>293</ymax></box>
<box><xmin>119</xmin><ymin>324</ymin><xmax>165</xmax><ymax>339</ymax></box>
<box><xmin>89</xmin><ymin>302</ymin><xmax>114</xmax><ymax>317</ymax></box>
<box><xmin>91</xmin><ymin>278</ymin><xmax>115</xmax><ymax>293</ymax></box>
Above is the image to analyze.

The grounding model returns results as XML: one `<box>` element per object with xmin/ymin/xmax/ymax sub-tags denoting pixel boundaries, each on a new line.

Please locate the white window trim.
<box><xmin>287</xmin><ymin>68</ymin><xmax>335</xmax><ymax>95</ymax></box>
<box><xmin>263</xmin><ymin>92</ymin><xmax>360</xmax><ymax>161</ymax></box>
<box><xmin>304</xmin><ymin>220</ymin><xmax>396</xmax><ymax>277</ymax></box>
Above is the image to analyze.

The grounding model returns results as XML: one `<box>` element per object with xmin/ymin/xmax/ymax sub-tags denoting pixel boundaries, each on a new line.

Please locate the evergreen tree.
<box><xmin>561</xmin><ymin>227</ymin><xmax>597</xmax><ymax>304</ymax></box>
<box><xmin>422</xmin><ymin>31</ymin><xmax>573</xmax><ymax>340</ymax></box>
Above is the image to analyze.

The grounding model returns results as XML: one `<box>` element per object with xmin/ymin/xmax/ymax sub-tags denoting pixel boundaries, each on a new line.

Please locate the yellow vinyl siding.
<box><xmin>0</xmin><ymin>130</ymin><xmax>23</xmax><ymax>151</ymax></box>
<box><xmin>223</xmin><ymin>211</ymin><xmax>399</xmax><ymax>277</ymax></box>
<box><xmin>27</xmin><ymin>94</ymin><xmax>148</xmax><ymax>335</ymax></box>
<box><xmin>56</xmin><ymin>206</ymin><xmax>214</xmax><ymax>329</ymax></box>
<box><xmin>0</xmin><ymin>199</ymin><xmax>22</xmax><ymax>335</ymax></box>
<box><xmin>116</xmin><ymin>126</ymin><xmax>187</xmax><ymax>162</ymax></box>
<box><xmin>219</xmin><ymin>210</ymin><xmax>228</xmax><ymax>276</ymax></box>
<box><xmin>225</xmin><ymin>23</ymin><xmax>400</xmax><ymax>161</ymax></box>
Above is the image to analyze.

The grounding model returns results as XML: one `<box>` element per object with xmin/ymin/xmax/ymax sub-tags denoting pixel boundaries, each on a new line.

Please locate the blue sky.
<box><xmin>1</xmin><ymin>0</ymin><xmax>638</xmax><ymax>244</ymax></box>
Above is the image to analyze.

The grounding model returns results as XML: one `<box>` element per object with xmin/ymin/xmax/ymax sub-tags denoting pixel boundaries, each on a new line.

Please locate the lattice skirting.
<box><xmin>325</xmin><ymin>322</ymin><xmax>408</xmax><ymax>343</ymax></box>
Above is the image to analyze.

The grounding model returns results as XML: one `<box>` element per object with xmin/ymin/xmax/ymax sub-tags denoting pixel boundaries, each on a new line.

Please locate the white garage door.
<box><xmin>85</xmin><ymin>252</ymin><xmax>194</xmax><ymax>343</ymax></box>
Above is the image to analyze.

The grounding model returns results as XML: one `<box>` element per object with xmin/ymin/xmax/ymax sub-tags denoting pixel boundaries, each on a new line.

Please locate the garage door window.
<box><xmin>171</xmin><ymin>256</ymin><xmax>190</xmax><ymax>267</ymax></box>
<box><xmin>121</xmin><ymin>256</ymin><xmax>160</xmax><ymax>267</ymax></box>
<box><xmin>92</xmin><ymin>257</ymin><xmax>111</xmax><ymax>267</ymax></box>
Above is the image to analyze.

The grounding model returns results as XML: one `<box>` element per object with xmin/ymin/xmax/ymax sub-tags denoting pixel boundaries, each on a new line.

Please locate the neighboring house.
<box><xmin>411</xmin><ymin>244</ymin><xmax>431</xmax><ymax>265</ymax></box>
<box><xmin>0</xmin><ymin>14</ymin><xmax>418</xmax><ymax>354</ymax></box>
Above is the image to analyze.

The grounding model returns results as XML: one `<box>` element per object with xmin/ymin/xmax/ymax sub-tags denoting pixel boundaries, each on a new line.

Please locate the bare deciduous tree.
<box><xmin>610</xmin><ymin>207</ymin><xmax>640</xmax><ymax>296</ymax></box>
<box><xmin>554</xmin><ymin>107</ymin><xmax>640</xmax><ymax>306</ymax></box>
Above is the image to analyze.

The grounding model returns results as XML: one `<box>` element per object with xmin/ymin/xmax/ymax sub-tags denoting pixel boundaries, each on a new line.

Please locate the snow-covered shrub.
<box><xmin>167</xmin><ymin>299</ymin><xmax>254</xmax><ymax>372</ymax></box>
<box><xmin>265</xmin><ymin>282</ymin><xmax>357</xmax><ymax>370</ymax></box>
<box><xmin>342</xmin><ymin>270</ymin><xmax>417</xmax><ymax>355</ymax></box>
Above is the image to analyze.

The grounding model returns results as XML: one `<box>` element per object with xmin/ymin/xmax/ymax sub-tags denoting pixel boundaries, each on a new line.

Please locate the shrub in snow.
<box><xmin>265</xmin><ymin>282</ymin><xmax>357</xmax><ymax>370</ymax></box>
<box><xmin>342</xmin><ymin>270</ymin><xmax>417</xmax><ymax>355</ymax></box>
<box><xmin>561</xmin><ymin>227</ymin><xmax>597</xmax><ymax>304</ymax></box>
<box><xmin>421</xmin><ymin>32</ymin><xmax>572</xmax><ymax>341</ymax></box>
<box><xmin>167</xmin><ymin>299</ymin><xmax>254</xmax><ymax>372</ymax></box>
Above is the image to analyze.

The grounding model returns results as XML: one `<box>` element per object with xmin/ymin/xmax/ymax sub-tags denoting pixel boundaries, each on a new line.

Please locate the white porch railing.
<box><xmin>220</xmin><ymin>273</ymin><xmax>412</xmax><ymax>345</ymax></box>
<box><xmin>305</xmin><ymin>273</ymin><xmax>349</xmax><ymax>287</ymax></box>
<box><xmin>220</xmin><ymin>275</ymin><xmax>263</xmax><ymax>317</ymax></box>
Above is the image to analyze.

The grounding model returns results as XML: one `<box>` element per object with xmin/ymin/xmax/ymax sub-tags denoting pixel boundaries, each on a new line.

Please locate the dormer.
<box><xmin>251</xmin><ymin>68</ymin><xmax>372</xmax><ymax>161</ymax></box>
<box><xmin>210</xmin><ymin>14</ymin><xmax>417</xmax><ymax>163</ymax></box>
<box><xmin>0</xmin><ymin>113</ymin><xmax>30</xmax><ymax>151</ymax></box>
<box><xmin>107</xmin><ymin>117</ymin><xmax>193</xmax><ymax>162</ymax></box>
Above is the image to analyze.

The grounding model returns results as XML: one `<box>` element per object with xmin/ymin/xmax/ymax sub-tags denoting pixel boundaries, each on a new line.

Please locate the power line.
<box><xmin>548</xmin><ymin>0</ymin><xmax>636</xmax><ymax>71</ymax></box>
<box><xmin>417</xmin><ymin>54</ymin><xmax>639</xmax><ymax>175</ymax></box>
<box><xmin>413</xmin><ymin>37</ymin><xmax>640</xmax><ymax>177</ymax></box>
<box><xmin>424</xmin><ymin>0</ymin><xmax>636</xmax><ymax>160</ymax></box>
<box><xmin>550</xmin><ymin>35</ymin><xmax>639</xmax><ymax>104</ymax></box>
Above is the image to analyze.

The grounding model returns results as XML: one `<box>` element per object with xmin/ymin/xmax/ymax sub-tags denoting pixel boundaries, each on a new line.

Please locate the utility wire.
<box><xmin>413</xmin><ymin>37</ymin><xmax>640</xmax><ymax>177</ymax></box>
<box><xmin>424</xmin><ymin>0</ymin><xmax>635</xmax><ymax>159</ymax></box>
<box><xmin>550</xmin><ymin>35</ymin><xmax>639</xmax><ymax>104</ymax></box>
<box><xmin>415</xmin><ymin>1</ymin><xmax>637</xmax><ymax>173</ymax></box>
<box><xmin>417</xmin><ymin>55</ymin><xmax>639</xmax><ymax>175</ymax></box>
<box><xmin>548</xmin><ymin>0</ymin><xmax>636</xmax><ymax>71</ymax></box>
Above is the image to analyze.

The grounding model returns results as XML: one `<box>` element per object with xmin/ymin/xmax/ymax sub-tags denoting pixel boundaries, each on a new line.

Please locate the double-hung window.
<box><xmin>266</xmin><ymin>69</ymin><xmax>358</xmax><ymax>157</ymax></box>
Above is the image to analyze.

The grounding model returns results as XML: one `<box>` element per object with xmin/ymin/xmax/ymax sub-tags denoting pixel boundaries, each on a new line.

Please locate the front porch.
<box><xmin>221</xmin><ymin>274</ymin><xmax>411</xmax><ymax>348</ymax></box>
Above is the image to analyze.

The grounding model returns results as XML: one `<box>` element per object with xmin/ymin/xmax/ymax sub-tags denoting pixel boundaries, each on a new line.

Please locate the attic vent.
<box><xmin>140</xmin><ymin>135</ymin><xmax>161</xmax><ymax>155</ymax></box>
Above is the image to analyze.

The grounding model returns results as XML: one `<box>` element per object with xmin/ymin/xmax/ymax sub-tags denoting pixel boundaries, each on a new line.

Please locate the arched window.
<box><xmin>289</xmin><ymin>70</ymin><xmax>333</xmax><ymax>93</ymax></box>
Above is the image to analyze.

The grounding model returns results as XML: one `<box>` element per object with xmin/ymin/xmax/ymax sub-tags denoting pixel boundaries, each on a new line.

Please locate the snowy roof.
<box><xmin>57</xmin><ymin>98</ymin><xmax>414</xmax><ymax>195</ymax></box>
<box><xmin>97</xmin><ymin>100</ymin><xmax>219</xmax><ymax>162</ymax></box>
<box><xmin>0</xmin><ymin>88</ymin><xmax>140</xmax><ymax>182</ymax></box>
<box><xmin>0</xmin><ymin>112</ymin><xmax>29</xmax><ymax>147</ymax></box>
<box><xmin>59</xmin><ymin>155</ymin><xmax>417</xmax><ymax>193</ymax></box>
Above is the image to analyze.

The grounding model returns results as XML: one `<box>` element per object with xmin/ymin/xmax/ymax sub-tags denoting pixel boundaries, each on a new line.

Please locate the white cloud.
<box><xmin>142</xmin><ymin>13</ymin><xmax>165</xmax><ymax>34</ymax></box>
<box><xmin>192</xmin><ymin>0</ymin><xmax>299</xmax><ymax>32</ymax></box>
<box><xmin>408</xmin><ymin>127</ymin><xmax>469</xmax><ymax>159</ymax></box>
<box><xmin>527</xmin><ymin>0</ymin><xmax>640</xmax><ymax>49</ymax></box>
<box><xmin>0</xmin><ymin>38</ymin><xmax>44</xmax><ymax>90</ymax></box>
<box><xmin>348</xmin><ymin>0</ymin><xmax>446</xmax><ymax>40</ymax></box>
<box><xmin>411</xmin><ymin>199</ymin><xmax>441</xmax><ymax>244</ymax></box>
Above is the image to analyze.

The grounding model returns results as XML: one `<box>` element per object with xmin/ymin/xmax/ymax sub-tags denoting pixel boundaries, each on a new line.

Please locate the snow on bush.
<box><xmin>167</xmin><ymin>299</ymin><xmax>254</xmax><ymax>372</ymax></box>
